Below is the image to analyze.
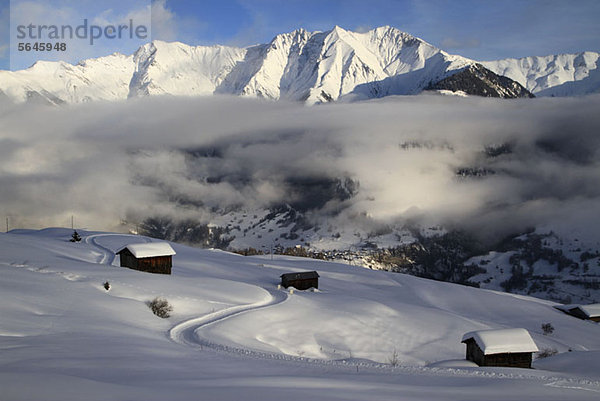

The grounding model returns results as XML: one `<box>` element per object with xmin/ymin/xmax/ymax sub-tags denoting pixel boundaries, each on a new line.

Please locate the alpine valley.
<box><xmin>2</xmin><ymin>26</ymin><xmax>600</xmax><ymax>307</ymax></box>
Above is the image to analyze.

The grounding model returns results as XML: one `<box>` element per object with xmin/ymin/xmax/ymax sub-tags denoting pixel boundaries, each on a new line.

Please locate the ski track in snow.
<box><xmin>169</xmin><ymin>287</ymin><xmax>289</xmax><ymax>349</ymax></box>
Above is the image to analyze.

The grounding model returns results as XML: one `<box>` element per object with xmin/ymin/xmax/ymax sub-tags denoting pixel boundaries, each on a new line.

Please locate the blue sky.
<box><xmin>1</xmin><ymin>0</ymin><xmax>600</xmax><ymax>70</ymax></box>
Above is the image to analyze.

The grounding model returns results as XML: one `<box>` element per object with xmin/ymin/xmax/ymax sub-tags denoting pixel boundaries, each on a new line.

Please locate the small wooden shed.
<box><xmin>555</xmin><ymin>304</ymin><xmax>600</xmax><ymax>322</ymax></box>
<box><xmin>280</xmin><ymin>271</ymin><xmax>319</xmax><ymax>290</ymax></box>
<box><xmin>116</xmin><ymin>243</ymin><xmax>176</xmax><ymax>275</ymax></box>
<box><xmin>461</xmin><ymin>328</ymin><xmax>538</xmax><ymax>368</ymax></box>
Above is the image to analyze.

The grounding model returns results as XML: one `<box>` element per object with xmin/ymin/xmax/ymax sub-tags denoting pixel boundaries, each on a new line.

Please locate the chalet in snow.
<box><xmin>554</xmin><ymin>303</ymin><xmax>600</xmax><ymax>322</ymax></box>
<box><xmin>280</xmin><ymin>271</ymin><xmax>319</xmax><ymax>290</ymax></box>
<box><xmin>461</xmin><ymin>328</ymin><xmax>539</xmax><ymax>368</ymax></box>
<box><xmin>116</xmin><ymin>242</ymin><xmax>176</xmax><ymax>275</ymax></box>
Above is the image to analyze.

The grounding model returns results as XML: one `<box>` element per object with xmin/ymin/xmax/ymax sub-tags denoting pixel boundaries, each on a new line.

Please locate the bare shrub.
<box><xmin>388</xmin><ymin>348</ymin><xmax>399</xmax><ymax>367</ymax></box>
<box><xmin>541</xmin><ymin>322</ymin><xmax>554</xmax><ymax>335</ymax></box>
<box><xmin>536</xmin><ymin>347</ymin><xmax>558</xmax><ymax>359</ymax></box>
<box><xmin>147</xmin><ymin>297</ymin><xmax>173</xmax><ymax>318</ymax></box>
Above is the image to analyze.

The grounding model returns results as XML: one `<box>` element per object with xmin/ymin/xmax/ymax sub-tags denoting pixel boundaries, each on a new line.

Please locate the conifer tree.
<box><xmin>70</xmin><ymin>230</ymin><xmax>82</xmax><ymax>242</ymax></box>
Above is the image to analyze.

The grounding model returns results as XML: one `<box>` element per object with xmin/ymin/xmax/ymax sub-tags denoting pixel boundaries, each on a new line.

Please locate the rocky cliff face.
<box><xmin>426</xmin><ymin>64</ymin><xmax>535</xmax><ymax>98</ymax></box>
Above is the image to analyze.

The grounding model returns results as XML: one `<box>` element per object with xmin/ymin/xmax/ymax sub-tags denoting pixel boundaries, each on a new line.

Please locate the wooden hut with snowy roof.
<box><xmin>555</xmin><ymin>303</ymin><xmax>600</xmax><ymax>322</ymax></box>
<box><xmin>280</xmin><ymin>271</ymin><xmax>319</xmax><ymax>290</ymax></box>
<box><xmin>116</xmin><ymin>242</ymin><xmax>176</xmax><ymax>275</ymax></box>
<box><xmin>461</xmin><ymin>328</ymin><xmax>538</xmax><ymax>368</ymax></box>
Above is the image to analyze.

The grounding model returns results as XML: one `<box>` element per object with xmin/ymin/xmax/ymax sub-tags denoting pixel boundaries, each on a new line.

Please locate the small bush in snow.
<box><xmin>103</xmin><ymin>281</ymin><xmax>110</xmax><ymax>291</ymax></box>
<box><xmin>536</xmin><ymin>347</ymin><xmax>558</xmax><ymax>359</ymax></box>
<box><xmin>147</xmin><ymin>297</ymin><xmax>173</xmax><ymax>318</ymax></box>
<box><xmin>541</xmin><ymin>322</ymin><xmax>554</xmax><ymax>335</ymax></box>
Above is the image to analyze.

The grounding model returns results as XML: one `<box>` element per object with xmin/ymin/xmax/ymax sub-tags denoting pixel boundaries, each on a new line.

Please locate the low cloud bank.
<box><xmin>2</xmin><ymin>94</ymin><xmax>600</xmax><ymax>244</ymax></box>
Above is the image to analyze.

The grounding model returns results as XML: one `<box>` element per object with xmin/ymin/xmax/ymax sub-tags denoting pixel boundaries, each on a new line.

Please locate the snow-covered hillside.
<box><xmin>1</xmin><ymin>228</ymin><xmax>599</xmax><ymax>400</ymax></box>
<box><xmin>1</xmin><ymin>26</ymin><xmax>596</xmax><ymax>104</ymax></box>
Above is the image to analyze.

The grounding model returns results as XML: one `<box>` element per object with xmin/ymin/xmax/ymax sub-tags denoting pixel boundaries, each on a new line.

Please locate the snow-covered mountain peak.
<box><xmin>128</xmin><ymin>39</ymin><xmax>246</xmax><ymax>98</ymax></box>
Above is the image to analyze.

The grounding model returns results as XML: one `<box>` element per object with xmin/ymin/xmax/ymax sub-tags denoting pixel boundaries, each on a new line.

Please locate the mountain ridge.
<box><xmin>1</xmin><ymin>25</ymin><xmax>598</xmax><ymax>104</ymax></box>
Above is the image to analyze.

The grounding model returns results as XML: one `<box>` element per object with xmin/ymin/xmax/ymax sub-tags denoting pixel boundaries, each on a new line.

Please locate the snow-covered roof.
<box><xmin>461</xmin><ymin>328</ymin><xmax>538</xmax><ymax>355</ymax></box>
<box><xmin>555</xmin><ymin>303</ymin><xmax>600</xmax><ymax>318</ymax></box>
<box><xmin>574</xmin><ymin>304</ymin><xmax>600</xmax><ymax>318</ymax></box>
<box><xmin>116</xmin><ymin>243</ymin><xmax>176</xmax><ymax>258</ymax></box>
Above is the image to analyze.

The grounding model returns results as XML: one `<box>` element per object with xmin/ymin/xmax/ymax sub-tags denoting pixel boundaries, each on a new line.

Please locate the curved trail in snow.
<box><xmin>169</xmin><ymin>287</ymin><xmax>288</xmax><ymax>349</ymax></box>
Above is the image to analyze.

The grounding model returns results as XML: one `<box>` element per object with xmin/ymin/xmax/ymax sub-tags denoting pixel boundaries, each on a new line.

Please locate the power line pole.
<box><xmin>71</xmin><ymin>215</ymin><xmax>74</xmax><ymax>230</ymax></box>
<box><xmin>5</xmin><ymin>217</ymin><xmax>8</xmax><ymax>233</ymax></box>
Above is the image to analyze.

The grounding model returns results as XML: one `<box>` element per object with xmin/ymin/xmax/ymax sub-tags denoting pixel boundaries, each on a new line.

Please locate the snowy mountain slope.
<box><xmin>1</xmin><ymin>228</ymin><xmax>600</xmax><ymax>400</ymax></box>
<box><xmin>129</xmin><ymin>40</ymin><xmax>246</xmax><ymax>98</ymax></box>
<box><xmin>0</xmin><ymin>53</ymin><xmax>134</xmax><ymax>104</ymax></box>
<box><xmin>216</xmin><ymin>29</ymin><xmax>316</xmax><ymax>100</ymax></box>
<box><xmin>482</xmin><ymin>52</ymin><xmax>600</xmax><ymax>96</ymax></box>
<box><xmin>4</xmin><ymin>26</ymin><xmax>594</xmax><ymax>104</ymax></box>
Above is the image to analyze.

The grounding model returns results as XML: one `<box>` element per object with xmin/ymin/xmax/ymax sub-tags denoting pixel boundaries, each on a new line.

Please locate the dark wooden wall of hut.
<box><xmin>281</xmin><ymin>277</ymin><xmax>318</xmax><ymax>290</ymax></box>
<box><xmin>464</xmin><ymin>339</ymin><xmax>484</xmax><ymax>366</ymax></box>
<box><xmin>137</xmin><ymin>256</ymin><xmax>172</xmax><ymax>275</ymax></box>
<box><xmin>119</xmin><ymin>249</ymin><xmax>138</xmax><ymax>269</ymax></box>
<box><xmin>483</xmin><ymin>352</ymin><xmax>532</xmax><ymax>368</ymax></box>
<box><xmin>464</xmin><ymin>340</ymin><xmax>533</xmax><ymax>368</ymax></box>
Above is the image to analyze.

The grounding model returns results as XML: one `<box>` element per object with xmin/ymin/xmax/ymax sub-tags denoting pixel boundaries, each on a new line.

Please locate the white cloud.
<box><xmin>354</xmin><ymin>25</ymin><xmax>373</xmax><ymax>34</ymax></box>
<box><xmin>150</xmin><ymin>0</ymin><xmax>177</xmax><ymax>41</ymax></box>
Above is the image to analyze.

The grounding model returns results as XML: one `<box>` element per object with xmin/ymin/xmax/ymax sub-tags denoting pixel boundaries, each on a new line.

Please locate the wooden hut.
<box><xmin>116</xmin><ymin>243</ymin><xmax>176</xmax><ymax>275</ymax></box>
<box><xmin>461</xmin><ymin>328</ymin><xmax>538</xmax><ymax>368</ymax></box>
<box><xmin>554</xmin><ymin>304</ymin><xmax>600</xmax><ymax>322</ymax></box>
<box><xmin>280</xmin><ymin>271</ymin><xmax>319</xmax><ymax>290</ymax></box>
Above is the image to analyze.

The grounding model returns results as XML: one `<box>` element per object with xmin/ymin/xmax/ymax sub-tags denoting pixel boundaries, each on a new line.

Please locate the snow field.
<box><xmin>1</xmin><ymin>228</ymin><xmax>600</xmax><ymax>400</ymax></box>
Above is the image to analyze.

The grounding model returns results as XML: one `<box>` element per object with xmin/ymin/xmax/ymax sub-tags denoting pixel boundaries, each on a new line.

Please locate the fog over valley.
<box><xmin>2</xmin><ymin>94</ymin><xmax>599</xmax><ymax>245</ymax></box>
